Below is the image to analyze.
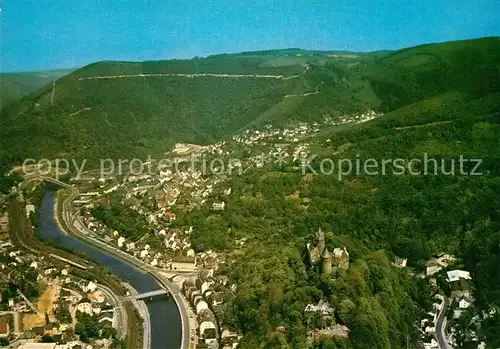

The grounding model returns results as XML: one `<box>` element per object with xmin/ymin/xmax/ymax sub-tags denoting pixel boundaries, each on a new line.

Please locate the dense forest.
<box><xmin>174</xmin><ymin>78</ymin><xmax>500</xmax><ymax>347</ymax></box>
<box><xmin>90</xmin><ymin>194</ymin><xmax>150</xmax><ymax>240</ymax></box>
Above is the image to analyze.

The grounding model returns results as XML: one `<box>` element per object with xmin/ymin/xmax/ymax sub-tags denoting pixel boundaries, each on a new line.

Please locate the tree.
<box><xmin>41</xmin><ymin>334</ymin><xmax>55</xmax><ymax>343</ymax></box>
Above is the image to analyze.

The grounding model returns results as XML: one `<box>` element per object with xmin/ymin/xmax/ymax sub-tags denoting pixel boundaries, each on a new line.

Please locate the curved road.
<box><xmin>435</xmin><ymin>296</ymin><xmax>452</xmax><ymax>349</ymax></box>
<box><xmin>98</xmin><ymin>283</ymin><xmax>128</xmax><ymax>340</ymax></box>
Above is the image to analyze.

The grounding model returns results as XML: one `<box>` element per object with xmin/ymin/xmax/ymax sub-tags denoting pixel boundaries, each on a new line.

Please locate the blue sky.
<box><xmin>1</xmin><ymin>0</ymin><xmax>499</xmax><ymax>72</ymax></box>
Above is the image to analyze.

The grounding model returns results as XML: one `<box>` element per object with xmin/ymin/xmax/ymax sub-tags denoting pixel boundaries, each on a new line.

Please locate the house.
<box><xmin>423</xmin><ymin>338</ymin><xmax>439</xmax><ymax>349</ymax></box>
<box><xmin>198</xmin><ymin>308</ymin><xmax>218</xmax><ymax>347</ymax></box>
<box><xmin>453</xmin><ymin>309</ymin><xmax>464</xmax><ymax>320</ymax></box>
<box><xmin>164</xmin><ymin>211</ymin><xmax>177</xmax><ymax>222</ymax></box>
<box><xmin>447</xmin><ymin>270</ymin><xmax>471</xmax><ymax>282</ymax></box>
<box><xmin>212</xmin><ymin>202</ymin><xmax>225</xmax><ymax>211</ymax></box>
<box><xmin>199</xmin><ymin>322</ymin><xmax>217</xmax><ymax>346</ymax></box>
<box><xmin>0</xmin><ymin>321</ymin><xmax>9</xmax><ymax>337</ymax></box>
<box><xmin>436</xmin><ymin>253</ymin><xmax>455</xmax><ymax>267</ymax></box>
<box><xmin>0</xmin><ymin>214</ymin><xmax>8</xmax><ymax>232</ymax></box>
<box><xmin>333</xmin><ymin>247</ymin><xmax>349</xmax><ymax>270</ymax></box>
<box><xmin>89</xmin><ymin>290</ymin><xmax>106</xmax><ymax>304</ymax></box>
<box><xmin>425</xmin><ymin>326</ymin><xmax>436</xmax><ymax>335</ymax></box>
<box><xmin>392</xmin><ymin>256</ymin><xmax>408</xmax><ymax>268</ymax></box>
<box><xmin>203</xmin><ymin>256</ymin><xmax>218</xmax><ymax>270</ymax></box>
<box><xmin>26</xmin><ymin>204</ymin><xmax>36</xmax><ymax>217</ymax></box>
<box><xmin>168</xmin><ymin>256</ymin><xmax>197</xmax><ymax>272</ymax></box>
<box><xmin>44</xmin><ymin>322</ymin><xmax>58</xmax><ymax>336</ymax></box>
<box><xmin>459</xmin><ymin>298</ymin><xmax>472</xmax><ymax>309</ymax></box>
<box><xmin>450</xmin><ymin>279</ymin><xmax>472</xmax><ymax>299</ymax></box>
<box><xmin>84</xmin><ymin>281</ymin><xmax>98</xmax><ymax>293</ymax></box>
<box><xmin>426</xmin><ymin>261</ymin><xmax>442</xmax><ymax>277</ymax></box>
<box><xmin>117</xmin><ymin>236</ymin><xmax>126</xmax><ymax>248</ymax></box>
<box><xmin>453</xmin><ymin>297</ymin><xmax>472</xmax><ymax>319</ymax></box>
<box><xmin>309</xmin><ymin>325</ymin><xmax>350</xmax><ymax>340</ymax></box>
<box><xmin>76</xmin><ymin>302</ymin><xmax>93</xmax><ymax>316</ymax></box>
<box><xmin>221</xmin><ymin>328</ymin><xmax>239</xmax><ymax>349</ymax></box>
<box><xmin>304</xmin><ymin>299</ymin><xmax>334</xmax><ymax>318</ymax></box>
<box><xmin>206</xmin><ymin>292</ymin><xmax>225</xmax><ymax>307</ymax></box>
<box><xmin>195</xmin><ymin>300</ymin><xmax>210</xmax><ymax>315</ymax></box>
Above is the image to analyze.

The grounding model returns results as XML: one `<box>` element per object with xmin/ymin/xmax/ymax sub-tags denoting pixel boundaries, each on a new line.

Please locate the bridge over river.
<box><xmin>129</xmin><ymin>289</ymin><xmax>169</xmax><ymax>300</ymax></box>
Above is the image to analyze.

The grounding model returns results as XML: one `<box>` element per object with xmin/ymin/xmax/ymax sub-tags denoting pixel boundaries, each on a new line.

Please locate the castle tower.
<box><xmin>317</xmin><ymin>228</ymin><xmax>325</xmax><ymax>259</ymax></box>
<box><xmin>321</xmin><ymin>247</ymin><xmax>332</xmax><ymax>275</ymax></box>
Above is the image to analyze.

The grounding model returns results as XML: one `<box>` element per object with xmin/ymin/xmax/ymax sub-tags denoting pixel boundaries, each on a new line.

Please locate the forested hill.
<box><xmin>0</xmin><ymin>37</ymin><xmax>499</xmax><ymax>171</ymax></box>
<box><xmin>364</xmin><ymin>37</ymin><xmax>500</xmax><ymax>111</ymax></box>
<box><xmin>0</xmin><ymin>68</ymin><xmax>74</xmax><ymax>110</ymax></box>
<box><xmin>179</xmin><ymin>39</ymin><xmax>500</xmax><ymax>349</ymax></box>
<box><xmin>0</xmin><ymin>53</ymin><xmax>322</xmax><ymax>165</ymax></box>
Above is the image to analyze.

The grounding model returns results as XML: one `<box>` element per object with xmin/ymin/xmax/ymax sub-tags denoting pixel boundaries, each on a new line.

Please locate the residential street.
<box><xmin>436</xmin><ymin>296</ymin><xmax>452</xmax><ymax>349</ymax></box>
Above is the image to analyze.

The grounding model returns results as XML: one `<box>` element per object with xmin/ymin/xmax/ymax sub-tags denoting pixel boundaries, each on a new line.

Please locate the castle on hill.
<box><xmin>307</xmin><ymin>228</ymin><xmax>349</xmax><ymax>275</ymax></box>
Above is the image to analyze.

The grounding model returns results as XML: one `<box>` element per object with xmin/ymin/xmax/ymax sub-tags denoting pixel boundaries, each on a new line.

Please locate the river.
<box><xmin>37</xmin><ymin>191</ymin><xmax>182</xmax><ymax>349</ymax></box>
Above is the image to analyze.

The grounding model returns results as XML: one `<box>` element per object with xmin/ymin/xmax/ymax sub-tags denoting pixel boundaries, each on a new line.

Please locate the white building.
<box><xmin>447</xmin><ymin>270</ymin><xmax>472</xmax><ymax>282</ymax></box>
<box><xmin>85</xmin><ymin>281</ymin><xmax>98</xmax><ymax>293</ymax></box>
<box><xmin>212</xmin><ymin>202</ymin><xmax>225</xmax><ymax>211</ymax></box>
<box><xmin>459</xmin><ymin>299</ymin><xmax>472</xmax><ymax>309</ymax></box>
<box><xmin>25</xmin><ymin>204</ymin><xmax>36</xmax><ymax>217</ymax></box>
<box><xmin>423</xmin><ymin>338</ymin><xmax>439</xmax><ymax>349</ymax></box>
<box><xmin>76</xmin><ymin>302</ymin><xmax>93</xmax><ymax>316</ymax></box>
<box><xmin>426</xmin><ymin>264</ymin><xmax>442</xmax><ymax>277</ymax></box>
<box><xmin>304</xmin><ymin>299</ymin><xmax>334</xmax><ymax>317</ymax></box>
<box><xmin>196</xmin><ymin>300</ymin><xmax>209</xmax><ymax>314</ymax></box>
<box><xmin>392</xmin><ymin>256</ymin><xmax>407</xmax><ymax>268</ymax></box>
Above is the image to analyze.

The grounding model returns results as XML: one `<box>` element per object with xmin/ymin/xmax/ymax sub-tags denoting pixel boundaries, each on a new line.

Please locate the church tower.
<box><xmin>321</xmin><ymin>247</ymin><xmax>332</xmax><ymax>275</ymax></box>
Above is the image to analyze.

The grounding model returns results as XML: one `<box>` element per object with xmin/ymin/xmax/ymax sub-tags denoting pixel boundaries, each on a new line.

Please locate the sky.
<box><xmin>1</xmin><ymin>0</ymin><xmax>499</xmax><ymax>72</ymax></box>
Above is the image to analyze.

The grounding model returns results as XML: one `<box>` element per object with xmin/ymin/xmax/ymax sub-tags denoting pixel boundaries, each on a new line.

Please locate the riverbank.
<box><xmin>49</xmin><ymin>187</ymin><xmax>184</xmax><ymax>348</ymax></box>
<box><xmin>53</xmin><ymin>191</ymin><xmax>68</xmax><ymax>235</ymax></box>
<box><xmin>52</xmin><ymin>189</ymin><xmax>151</xmax><ymax>349</ymax></box>
<box><xmin>69</xmin><ymin>213</ymin><xmax>189</xmax><ymax>349</ymax></box>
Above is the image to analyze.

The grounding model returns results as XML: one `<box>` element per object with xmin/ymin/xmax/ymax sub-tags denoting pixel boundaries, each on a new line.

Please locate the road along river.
<box><xmin>37</xmin><ymin>190</ymin><xmax>182</xmax><ymax>349</ymax></box>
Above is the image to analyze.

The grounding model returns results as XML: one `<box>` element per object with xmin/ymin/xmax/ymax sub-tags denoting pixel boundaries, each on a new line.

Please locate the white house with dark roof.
<box><xmin>305</xmin><ymin>299</ymin><xmax>334</xmax><ymax>317</ymax></box>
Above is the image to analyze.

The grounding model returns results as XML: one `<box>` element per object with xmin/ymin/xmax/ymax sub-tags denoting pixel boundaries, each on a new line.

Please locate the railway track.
<box><xmin>8</xmin><ymin>198</ymin><xmax>140</xmax><ymax>348</ymax></box>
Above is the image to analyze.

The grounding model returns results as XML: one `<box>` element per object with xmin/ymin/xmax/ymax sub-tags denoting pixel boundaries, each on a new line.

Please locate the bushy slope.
<box><xmin>0</xmin><ymin>69</ymin><xmax>74</xmax><ymax>110</ymax></box>
<box><xmin>363</xmin><ymin>37</ymin><xmax>500</xmax><ymax>110</ymax></box>
<box><xmin>0</xmin><ymin>55</ymin><xmax>339</xmax><ymax>165</ymax></box>
<box><xmin>0</xmin><ymin>65</ymin><xmax>307</xmax><ymax>163</ymax></box>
